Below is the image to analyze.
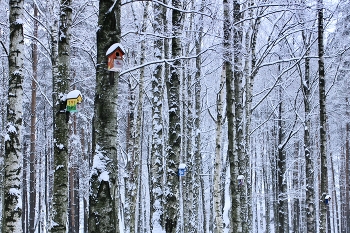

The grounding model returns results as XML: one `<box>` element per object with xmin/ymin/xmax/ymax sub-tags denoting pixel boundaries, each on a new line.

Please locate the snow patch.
<box><xmin>7</xmin><ymin>123</ymin><xmax>17</xmax><ymax>134</ymax></box>
<box><xmin>56</xmin><ymin>143</ymin><xmax>64</xmax><ymax>150</ymax></box>
<box><xmin>12</xmin><ymin>69</ymin><xmax>22</xmax><ymax>76</ymax></box>
<box><xmin>99</xmin><ymin>171</ymin><xmax>109</xmax><ymax>182</ymax></box>
<box><xmin>67</xmin><ymin>90</ymin><xmax>81</xmax><ymax>99</ymax></box>
<box><xmin>91</xmin><ymin>145</ymin><xmax>110</xmax><ymax>181</ymax></box>
<box><xmin>106</xmin><ymin>43</ymin><xmax>125</xmax><ymax>56</ymax></box>
<box><xmin>9</xmin><ymin>188</ymin><xmax>22</xmax><ymax>210</ymax></box>
<box><xmin>56</xmin><ymin>165</ymin><xmax>64</xmax><ymax>170</ymax></box>
<box><xmin>4</xmin><ymin>134</ymin><xmax>10</xmax><ymax>142</ymax></box>
<box><xmin>15</xmin><ymin>19</ymin><xmax>24</xmax><ymax>24</ymax></box>
<box><xmin>58</xmin><ymin>92</ymin><xmax>67</xmax><ymax>102</ymax></box>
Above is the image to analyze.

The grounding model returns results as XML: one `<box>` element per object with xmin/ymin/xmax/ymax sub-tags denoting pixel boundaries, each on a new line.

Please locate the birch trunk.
<box><xmin>2</xmin><ymin>0</ymin><xmax>24</xmax><ymax>231</ymax></box>
<box><xmin>302</xmin><ymin>29</ymin><xmax>316</xmax><ymax>232</ymax></box>
<box><xmin>88</xmin><ymin>0</ymin><xmax>121</xmax><ymax>232</ymax></box>
<box><xmin>69</xmin><ymin>120</ymin><xmax>80</xmax><ymax>233</ymax></box>
<box><xmin>318</xmin><ymin>0</ymin><xmax>328</xmax><ymax>231</ymax></box>
<box><xmin>164</xmin><ymin>0</ymin><xmax>182</xmax><ymax>231</ymax></box>
<box><xmin>51</xmin><ymin>0</ymin><xmax>72</xmax><ymax>231</ymax></box>
<box><xmin>223</xmin><ymin>0</ymin><xmax>238</xmax><ymax>231</ymax></box>
<box><xmin>130</xmin><ymin>5</ymin><xmax>147</xmax><ymax>232</ymax></box>
<box><xmin>233</xmin><ymin>1</ymin><xmax>247</xmax><ymax>232</ymax></box>
<box><xmin>345</xmin><ymin>103</ymin><xmax>350</xmax><ymax>233</ymax></box>
<box><xmin>243</xmin><ymin>1</ymin><xmax>261</xmax><ymax>229</ymax></box>
<box><xmin>150</xmin><ymin>0</ymin><xmax>166</xmax><ymax>231</ymax></box>
<box><xmin>182</xmin><ymin>13</ymin><xmax>192</xmax><ymax>232</ymax></box>
<box><xmin>213</xmin><ymin>67</ymin><xmax>226</xmax><ymax>233</ymax></box>
<box><xmin>191</xmin><ymin>6</ymin><xmax>203</xmax><ymax>232</ymax></box>
<box><xmin>277</xmin><ymin>85</ymin><xmax>289</xmax><ymax>233</ymax></box>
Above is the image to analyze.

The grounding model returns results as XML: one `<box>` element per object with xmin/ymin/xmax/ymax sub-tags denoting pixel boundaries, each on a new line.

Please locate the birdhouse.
<box><xmin>178</xmin><ymin>163</ymin><xmax>187</xmax><ymax>177</ymax></box>
<box><xmin>237</xmin><ymin>175</ymin><xmax>245</xmax><ymax>186</ymax></box>
<box><xmin>66</xmin><ymin>90</ymin><xmax>83</xmax><ymax>113</ymax></box>
<box><xmin>106</xmin><ymin>43</ymin><xmax>125</xmax><ymax>72</ymax></box>
<box><xmin>324</xmin><ymin>195</ymin><xmax>331</xmax><ymax>205</ymax></box>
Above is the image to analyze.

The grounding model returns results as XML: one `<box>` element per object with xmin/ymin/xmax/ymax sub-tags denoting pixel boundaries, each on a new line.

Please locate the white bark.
<box><xmin>51</xmin><ymin>0</ymin><xmax>73</xmax><ymax>231</ymax></box>
<box><xmin>213</xmin><ymin>66</ymin><xmax>226</xmax><ymax>233</ymax></box>
<box><xmin>2</xmin><ymin>0</ymin><xmax>25</xmax><ymax>231</ymax></box>
<box><xmin>150</xmin><ymin>0</ymin><xmax>165</xmax><ymax>231</ymax></box>
<box><xmin>317</xmin><ymin>0</ymin><xmax>328</xmax><ymax>232</ymax></box>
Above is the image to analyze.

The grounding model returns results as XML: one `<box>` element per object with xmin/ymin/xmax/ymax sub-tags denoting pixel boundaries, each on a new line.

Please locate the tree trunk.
<box><xmin>130</xmin><ymin>5</ymin><xmax>147</xmax><ymax>231</ymax></box>
<box><xmin>243</xmin><ymin>1</ymin><xmax>259</xmax><ymax>230</ymax></box>
<box><xmin>2</xmin><ymin>0</ymin><xmax>24</xmax><ymax>231</ymax></box>
<box><xmin>277</xmin><ymin>85</ymin><xmax>289</xmax><ymax>233</ymax></box>
<box><xmin>192</xmin><ymin>10</ymin><xmax>203</xmax><ymax>232</ymax></box>
<box><xmin>345</xmin><ymin>100</ymin><xmax>350</xmax><ymax>233</ymax></box>
<box><xmin>164</xmin><ymin>0</ymin><xmax>182</xmax><ymax>231</ymax></box>
<box><xmin>302</xmin><ymin>28</ymin><xmax>316</xmax><ymax>232</ymax></box>
<box><xmin>150</xmin><ymin>0</ymin><xmax>165</xmax><ymax>231</ymax></box>
<box><xmin>22</xmin><ymin>139</ymin><xmax>28</xmax><ymax>233</ymax></box>
<box><xmin>233</xmin><ymin>1</ymin><xmax>248</xmax><ymax>232</ymax></box>
<box><xmin>88</xmin><ymin>0</ymin><xmax>121</xmax><ymax>232</ymax></box>
<box><xmin>29</xmin><ymin>3</ymin><xmax>38</xmax><ymax>233</ymax></box>
<box><xmin>51</xmin><ymin>0</ymin><xmax>72</xmax><ymax>231</ymax></box>
<box><xmin>318</xmin><ymin>0</ymin><xmax>328</xmax><ymax>232</ymax></box>
<box><xmin>2</xmin><ymin>1</ymin><xmax>24</xmax><ymax>233</ymax></box>
<box><xmin>223</xmin><ymin>0</ymin><xmax>237</xmax><ymax>231</ymax></box>
<box><xmin>213</xmin><ymin>66</ymin><xmax>226</xmax><ymax>233</ymax></box>
<box><xmin>69</xmin><ymin>117</ymin><xmax>80</xmax><ymax>233</ymax></box>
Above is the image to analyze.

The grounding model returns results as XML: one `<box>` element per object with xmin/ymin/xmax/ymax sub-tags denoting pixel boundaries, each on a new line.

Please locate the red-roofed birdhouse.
<box><xmin>106</xmin><ymin>43</ymin><xmax>125</xmax><ymax>72</ymax></box>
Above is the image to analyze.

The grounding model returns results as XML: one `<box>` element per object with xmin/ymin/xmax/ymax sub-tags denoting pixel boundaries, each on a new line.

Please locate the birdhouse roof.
<box><xmin>325</xmin><ymin>195</ymin><xmax>331</xmax><ymax>199</ymax></box>
<box><xmin>106</xmin><ymin>43</ymin><xmax>125</xmax><ymax>56</ymax></box>
<box><xmin>178</xmin><ymin>163</ymin><xmax>186</xmax><ymax>169</ymax></box>
<box><xmin>237</xmin><ymin>175</ymin><xmax>245</xmax><ymax>180</ymax></box>
<box><xmin>67</xmin><ymin>90</ymin><xmax>82</xmax><ymax>100</ymax></box>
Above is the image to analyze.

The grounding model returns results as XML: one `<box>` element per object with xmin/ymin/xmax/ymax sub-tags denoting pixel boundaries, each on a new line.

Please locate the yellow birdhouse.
<box><xmin>66</xmin><ymin>90</ymin><xmax>83</xmax><ymax>112</ymax></box>
<box><xmin>106</xmin><ymin>43</ymin><xmax>125</xmax><ymax>72</ymax></box>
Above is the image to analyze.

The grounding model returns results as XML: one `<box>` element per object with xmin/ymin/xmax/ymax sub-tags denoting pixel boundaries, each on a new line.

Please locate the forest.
<box><xmin>0</xmin><ymin>0</ymin><xmax>349</xmax><ymax>232</ymax></box>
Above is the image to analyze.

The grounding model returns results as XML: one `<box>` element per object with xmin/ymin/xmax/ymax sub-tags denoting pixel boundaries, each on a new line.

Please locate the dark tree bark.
<box><xmin>88</xmin><ymin>0</ymin><xmax>121</xmax><ymax>232</ymax></box>
<box><xmin>163</xmin><ymin>0</ymin><xmax>183</xmax><ymax>231</ymax></box>
<box><xmin>317</xmin><ymin>0</ymin><xmax>328</xmax><ymax>232</ymax></box>
<box><xmin>277</xmin><ymin>85</ymin><xmax>288</xmax><ymax>233</ymax></box>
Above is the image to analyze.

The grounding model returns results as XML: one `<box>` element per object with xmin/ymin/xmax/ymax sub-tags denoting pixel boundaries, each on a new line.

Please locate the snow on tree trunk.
<box><xmin>164</xmin><ymin>0</ymin><xmax>182</xmax><ymax>231</ymax></box>
<box><xmin>88</xmin><ymin>0</ymin><xmax>121</xmax><ymax>232</ymax></box>
<box><xmin>50</xmin><ymin>0</ymin><xmax>72</xmax><ymax>231</ymax></box>
<box><xmin>233</xmin><ymin>1</ymin><xmax>248</xmax><ymax>232</ymax></box>
<box><xmin>317</xmin><ymin>0</ymin><xmax>328</xmax><ymax>232</ymax></box>
<box><xmin>150</xmin><ymin>0</ymin><xmax>166</xmax><ymax>231</ymax></box>
<box><xmin>2</xmin><ymin>0</ymin><xmax>24</xmax><ymax>231</ymax></box>
<box><xmin>302</xmin><ymin>26</ymin><xmax>316</xmax><ymax>232</ymax></box>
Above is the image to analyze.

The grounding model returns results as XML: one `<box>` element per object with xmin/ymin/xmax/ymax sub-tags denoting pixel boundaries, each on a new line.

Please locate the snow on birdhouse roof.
<box><xmin>237</xmin><ymin>175</ymin><xmax>245</xmax><ymax>180</ymax></box>
<box><xmin>106</xmin><ymin>43</ymin><xmax>125</xmax><ymax>56</ymax></box>
<box><xmin>178</xmin><ymin>163</ymin><xmax>186</xmax><ymax>169</ymax></box>
<box><xmin>325</xmin><ymin>195</ymin><xmax>331</xmax><ymax>199</ymax></box>
<box><xmin>67</xmin><ymin>90</ymin><xmax>82</xmax><ymax>99</ymax></box>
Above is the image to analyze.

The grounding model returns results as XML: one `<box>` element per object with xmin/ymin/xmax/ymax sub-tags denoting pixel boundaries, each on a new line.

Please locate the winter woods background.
<box><xmin>0</xmin><ymin>0</ymin><xmax>350</xmax><ymax>232</ymax></box>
